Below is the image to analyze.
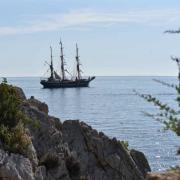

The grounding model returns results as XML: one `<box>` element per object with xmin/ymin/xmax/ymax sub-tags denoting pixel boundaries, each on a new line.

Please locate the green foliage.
<box><xmin>2</xmin><ymin>77</ymin><xmax>7</xmax><ymax>84</ymax></box>
<box><xmin>0</xmin><ymin>83</ymin><xmax>36</xmax><ymax>155</ymax></box>
<box><xmin>0</xmin><ymin>123</ymin><xmax>31</xmax><ymax>155</ymax></box>
<box><xmin>39</xmin><ymin>152</ymin><xmax>59</xmax><ymax>170</ymax></box>
<box><xmin>0</xmin><ymin>83</ymin><xmax>21</xmax><ymax>128</ymax></box>
<box><xmin>31</xmin><ymin>118</ymin><xmax>41</xmax><ymax>129</ymax></box>
<box><xmin>167</xmin><ymin>166</ymin><xmax>180</xmax><ymax>173</ymax></box>
<box><xmin>135</xmin><ymin>59</ymin><xmax>180</xmax><ymax>137</ymax></box>
<box><xmin>120</xmin><ymin>140</ymin><xmax>129</xmax><ymax>150</ymax></box>
<box><xmin>22</xmin><ymin>116</ymin><xmax>40</xmax><ymax>129</ymax></box>
<box><xmin>135</xmin><ymin>31</ymin><xmax>180</xmax><ymax>154</ymax></box>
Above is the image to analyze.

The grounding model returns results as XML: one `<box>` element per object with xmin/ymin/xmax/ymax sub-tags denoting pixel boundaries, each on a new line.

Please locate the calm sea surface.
<box><xmin>8</xmin><ymin>76</ymin><xmax>180</xmax><ymax>171</ymax></box>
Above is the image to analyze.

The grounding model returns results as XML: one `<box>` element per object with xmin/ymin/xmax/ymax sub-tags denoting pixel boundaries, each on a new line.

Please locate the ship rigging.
<box><xmin>40</xmin><ymin>41</ymin><xmax>95</xmax><ymax>88</ymax></box>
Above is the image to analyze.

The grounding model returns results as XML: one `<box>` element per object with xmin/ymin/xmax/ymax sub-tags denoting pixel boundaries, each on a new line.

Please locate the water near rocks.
<box><xmin>8</xmin><ymin>76</ymin><xmax>180</xmax><ymax>171</ymax></box>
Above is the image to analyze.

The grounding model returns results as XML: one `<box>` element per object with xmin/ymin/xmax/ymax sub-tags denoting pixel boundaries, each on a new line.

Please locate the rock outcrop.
<box><xmin>130</xmin><ymin>149</ymin><xmax>151</xmax><ymax>177</ymax></box>
<box><xmin>0</xmin><ymin>149</ymin><xmax>34</xmax><ymax>180</ymax></box>
<box><xmin>0</xmin><ymin>86</ymin><xmax>151</xmax><ymax>180</ymax></box>
<box><xmin>28</xmin><ymin>96</ymin><xmax>49</xmax><ymax>114</ymax></box>
<box><xmin>62</xmin><ymin>120</ymin><xmax>149</xmax><ymax>180</ymax></box>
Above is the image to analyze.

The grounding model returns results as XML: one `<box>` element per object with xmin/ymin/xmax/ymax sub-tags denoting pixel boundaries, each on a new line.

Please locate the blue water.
<box><xmin>8</xmin><ymin>76</ymin><xmax>180</xmax><ymax>171</ymax></box>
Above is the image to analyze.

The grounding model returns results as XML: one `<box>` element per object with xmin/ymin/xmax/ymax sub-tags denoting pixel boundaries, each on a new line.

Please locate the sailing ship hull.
<box><xmin>40</xmin><ymin>77</ymin><xmax>95</xmax><ymax>88</ymax></box>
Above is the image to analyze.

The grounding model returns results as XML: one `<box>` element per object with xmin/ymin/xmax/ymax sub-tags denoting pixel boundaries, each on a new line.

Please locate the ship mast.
<box><xmin>76</xmin><ymin>43</ymin><xmax>81</xmax><ymax>80</ymax></box>
<box><xmin>60</xmin><ymin>40</ymin><xmax>66</xmax><ymax>80</ymax></box>
<box><xmin>50</xmin><ymin>46</ymin><xmax>54</xmax><ymax>79</ymax></box>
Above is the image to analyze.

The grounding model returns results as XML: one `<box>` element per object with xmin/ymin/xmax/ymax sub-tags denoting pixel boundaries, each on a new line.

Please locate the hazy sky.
<box><xmin>1</xmin><ymin>0</ymin><xmax>180</xmax><ymax>77</ymax></box>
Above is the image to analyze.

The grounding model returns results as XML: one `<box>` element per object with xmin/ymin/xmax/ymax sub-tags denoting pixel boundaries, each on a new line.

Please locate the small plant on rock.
<box><xmin>0</xmin><ymin>123</ymin><xmax>31</xmax><ymax>155</ymax></box>
<box><xmin>39</xmin><ymin>152</ymin><xmax>60</xmax><ymax>170</ymax></box>
<box><xmin>0</xmin><ymin>82</ymin><xmax>21</xmax><ymax>128</ymax></box>
<box><xmin>0</xmin><ymin>82</ymin><xmax>32</xmax><ymax>155</ymax></box>
<box><xmin>120</xmin><ymin>140</ymin><xmax>129</xmax><ymax>150</ymax></box>
<box><xmin>2</xmin><ymin>77</ymin><xmax>7</xmax><ymax>84</ymax></box>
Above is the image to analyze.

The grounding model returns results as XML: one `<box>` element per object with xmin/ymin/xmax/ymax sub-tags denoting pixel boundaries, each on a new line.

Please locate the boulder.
<box><xmin>28</xmin><ymin>96</ymin><xmax>49</xmax><ymax>114</ymax></box>
<box><xmin>130</xmin><ymin>149</ymin><xmax>151</xmax><ymax>178</ymax></box>
<box><xmin>22</xmin><ymin>103</ymin><xmax>63</xmax><ymax>158</ymax></box>
<box><xmin>14</xmin><ymin>86</ymin><xmax>26</xmax><ymax>100</ymax></box>
<box><xmin>62</xmin><ymin>120</ymin><xmax>150</xmax><ymax>180</ymax></box>
<box><xmin>0</xmin><ymin>149</ymin><xmax>34</xmax><ymax>180</ymax></box>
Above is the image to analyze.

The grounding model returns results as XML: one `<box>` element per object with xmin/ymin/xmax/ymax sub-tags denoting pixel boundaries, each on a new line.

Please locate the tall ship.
<box><xmin>40</xmin><ymin>41</ymin><xmax>95</xmax><ymax>88</ymax></box>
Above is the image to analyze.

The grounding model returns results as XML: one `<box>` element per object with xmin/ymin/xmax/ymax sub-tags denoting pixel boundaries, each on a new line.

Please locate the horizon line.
<box><xmin>2</xmin><ymin>75</ymin><xmax>177</xmax><ymax>78</ymax></box>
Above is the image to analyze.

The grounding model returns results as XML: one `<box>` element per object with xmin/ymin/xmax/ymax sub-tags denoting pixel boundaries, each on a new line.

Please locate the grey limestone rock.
<box><xmin>62</xmin><ymin>120</ymin><xmax>150</xmax><ymax>180</ymax></box>
<box><xmin>0</xmin><ymin>86</ymin><xmax>151</xmax><ymax>180</ymax></box>
<box><xmin>0</xmin><ymin>149</ymin><xmax>34</xmax><ymax>180</ymax></box>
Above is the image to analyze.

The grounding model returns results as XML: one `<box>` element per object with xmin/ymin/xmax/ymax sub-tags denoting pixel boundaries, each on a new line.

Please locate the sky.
<box><xmin>1</xmin><ymin>0</ymin><xmax>180</xmax><ymax>77</ymax></box>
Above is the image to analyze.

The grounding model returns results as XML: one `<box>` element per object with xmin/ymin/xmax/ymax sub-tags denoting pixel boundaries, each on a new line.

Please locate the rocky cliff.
<box><xmin>0</xmin><ymin>86</ymin><xmax>151</xmax><ymax>180</ymax></box>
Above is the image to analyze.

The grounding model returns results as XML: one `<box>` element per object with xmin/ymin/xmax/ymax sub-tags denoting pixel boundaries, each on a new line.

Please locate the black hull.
<box><xmin>40</xmin><ymin>77</ymin><xmax>95</xmax><ymax>88</ymax></box>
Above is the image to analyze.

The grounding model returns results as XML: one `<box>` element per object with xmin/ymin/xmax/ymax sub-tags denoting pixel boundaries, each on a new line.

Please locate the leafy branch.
<box><xmin>135</xmin><ymin>53</ymin><xmax>180</xmax><ymax>136</ymax></box>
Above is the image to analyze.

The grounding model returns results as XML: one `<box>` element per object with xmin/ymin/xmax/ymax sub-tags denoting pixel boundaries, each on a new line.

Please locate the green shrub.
<box><xmin>39</xmin><ymin>153</ymin><xmax>60</xmax><ymax>170</ymax></box>
<box><xmin>0</xmin><ymin>123</ymin><xmax>31</xmax><ymax>155</ymax></box>
<box><xmin>22</xmin><ymin>116</ymin><xmax>40</xmax><ymax>130</ymax></box>
<box><xmin>2</xmin><ymin>77</ymin><xmax>7</xmax><ymax>84</ymax></box>
<box><xmin>0</xmin><ymin>83</ymin><xmax>32</xmax><ymax>155</ymax></box>
<box><xmin>135</xmin><ymin>30</ymin><xmax>180</xmax><ymax>154</ymax></box>
<box><xmin>0</xmin><ymin>83</ymin><xmax>21</xmax><ymax>128</ymax></box>
<box><xmin>120</xmin><ymin>140</ymin><xmax>129</xmax><ymax>150</ymax></box>
<box><xmin>0</xmin><ymin>125</ymin><xmax>11</xmax><ymax>146</ymax></box>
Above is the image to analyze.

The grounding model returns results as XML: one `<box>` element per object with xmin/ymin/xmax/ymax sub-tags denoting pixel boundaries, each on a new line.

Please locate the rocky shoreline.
<box><xmin>1</xmin><ymin>85</ymin><xmax>178</xmax><ymax>180</ymax></box>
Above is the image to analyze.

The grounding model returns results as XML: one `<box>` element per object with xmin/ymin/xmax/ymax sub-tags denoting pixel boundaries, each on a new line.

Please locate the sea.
<box><xmin>8</xmin><ymin>76</ymin><xmax>180</xmax><ymax>171</ymax></box>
